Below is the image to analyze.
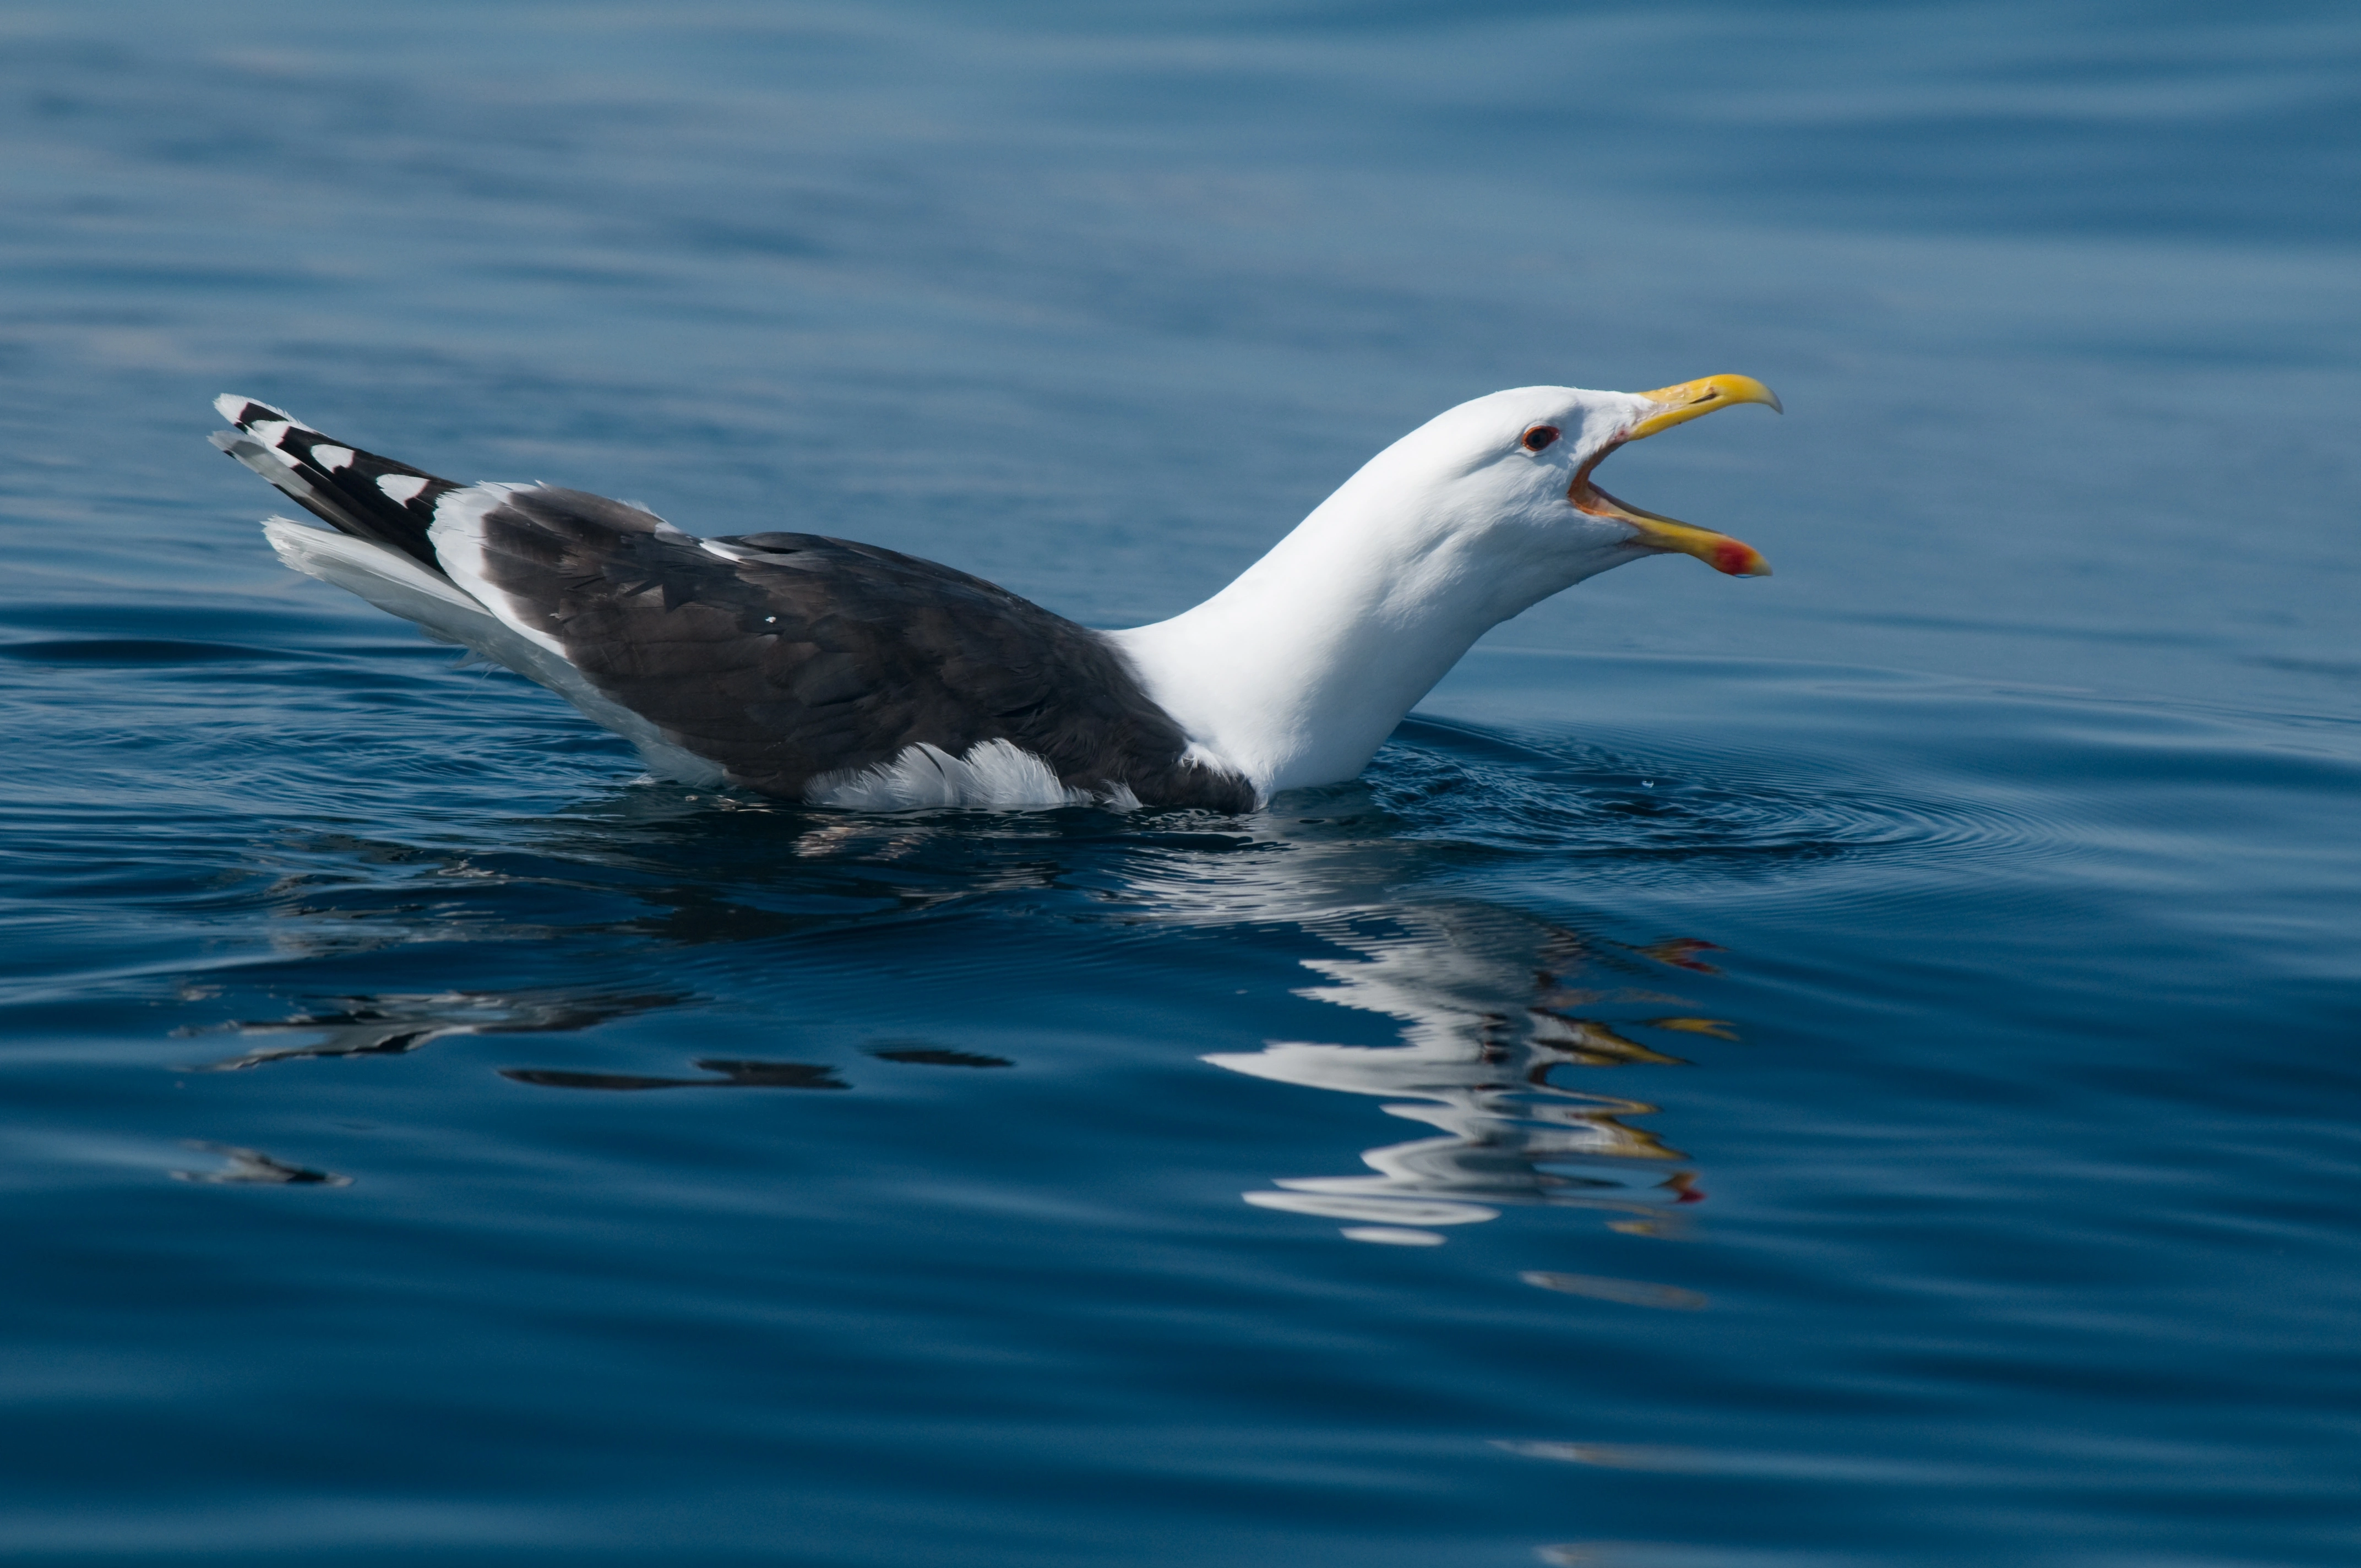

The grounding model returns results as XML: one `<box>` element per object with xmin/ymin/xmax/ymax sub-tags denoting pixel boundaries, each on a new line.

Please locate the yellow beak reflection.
<box><xmin>1572</xmin><ymin>373</ymin><xmax>1782</xmax><ymax>578</ymax></box>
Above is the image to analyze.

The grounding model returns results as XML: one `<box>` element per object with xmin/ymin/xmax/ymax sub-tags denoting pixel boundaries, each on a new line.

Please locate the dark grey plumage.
<box><xmin>470</xmin><ymin>487</ymin><xmax>1252</xmax><ymax>808</ymax></box>
<box><xmin>212</xmin><ymin>399</ymin><xmax>1253</xmax><ymax>812</ymax></box>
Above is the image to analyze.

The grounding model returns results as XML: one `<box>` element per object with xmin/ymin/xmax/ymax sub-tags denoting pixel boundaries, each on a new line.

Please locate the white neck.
<box><xmin>1106</xmin><ymin>446</ymin><xmax>1633</xmax><ymax>802</ymax></box>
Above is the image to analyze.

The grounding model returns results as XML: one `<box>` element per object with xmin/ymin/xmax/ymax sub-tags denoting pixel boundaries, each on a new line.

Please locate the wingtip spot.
<box><xmin>214</xmin><ymin>393</ymin><xmax>298</xmax><ymax>430</ymax></box>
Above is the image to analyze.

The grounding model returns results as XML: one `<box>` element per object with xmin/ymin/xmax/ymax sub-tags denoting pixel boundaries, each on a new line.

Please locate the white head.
<box><xmin>1310</xmin><ymin>374</ymin><xmax>1782</xmax><ymax>629</ymax></box>
<box><xmin>1114</xmin><ymin>373</ymin><xmax>1783</xmax><ymax>798</ymax></box>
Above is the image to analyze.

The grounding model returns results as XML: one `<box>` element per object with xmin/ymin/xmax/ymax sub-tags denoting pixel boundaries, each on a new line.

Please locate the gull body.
<box><xmin>213</xmin><ymin>376</ymin><xmax>1778</xmax><ymax>810</ymax></box>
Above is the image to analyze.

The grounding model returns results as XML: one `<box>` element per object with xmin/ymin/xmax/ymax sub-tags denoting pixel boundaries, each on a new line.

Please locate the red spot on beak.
<box><xmin>1711</xmin><ymin>540</ymin><xmax>1768</xmax><ymax>576</ymax></box>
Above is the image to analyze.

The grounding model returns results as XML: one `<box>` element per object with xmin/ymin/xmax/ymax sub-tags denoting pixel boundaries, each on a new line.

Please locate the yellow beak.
<box><xmin>1570</xmin><ymin>373</ymin><xmax>1782</xmax><ymax>578</ymax></box>
<box><xmin>1625</xmin><ymin>373</ymin><xmax>1783</xmax><ymax>438</ymax></box>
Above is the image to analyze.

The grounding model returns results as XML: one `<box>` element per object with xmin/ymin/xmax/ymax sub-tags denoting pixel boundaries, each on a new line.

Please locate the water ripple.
<box><xmin>1378</xmin><ymin>717</ymin><xmax>2063</xmax><ymax>874</ymax></box>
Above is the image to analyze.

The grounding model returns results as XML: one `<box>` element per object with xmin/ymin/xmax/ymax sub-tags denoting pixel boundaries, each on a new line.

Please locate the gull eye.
<box><xmin>1521</xmin><ymin>425</ymin><xmax>1559</xmax><ymax>453</ymax></box>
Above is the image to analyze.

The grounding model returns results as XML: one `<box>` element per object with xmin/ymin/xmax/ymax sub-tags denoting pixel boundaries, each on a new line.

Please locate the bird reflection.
<box><xmin>180</xmin><ymin>988</ymin><xmax>682</xmax><ymax>1071</ymax></box>
<box><xmin>1201</xmin><ymin>901</ymin><xmax>1720</xmax><ymax>1244</ymax></box>
<box><xmin>215</xmin><ymin>752</ymin><xmax>1736</xmax><ymax>1246</ymax></box>
<box><xmin>501</xmin><ymin>1059</ymin><xmax>848</xmax><ymax>1091</ymax></box>
<box><xmin>1047</xmin><ymin>776</ymin><xmax>1737</xmax><ymax>1246</ymax></box>
<box><xmin>867</xmin><ymin>1046</ymin><xmax>1015</xmax><ymax>1068</ymax></box>
<box><xmin>172</xmin><ymin>1141</ymin><xmax>351</xmax><ymax>1186</ymax></box>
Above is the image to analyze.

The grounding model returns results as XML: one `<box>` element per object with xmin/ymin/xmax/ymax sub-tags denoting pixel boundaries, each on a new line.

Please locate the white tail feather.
<box><xmin>261</xmin><ymin>519</ymin><xmax>726</xmax><ymax>787</ymax></box>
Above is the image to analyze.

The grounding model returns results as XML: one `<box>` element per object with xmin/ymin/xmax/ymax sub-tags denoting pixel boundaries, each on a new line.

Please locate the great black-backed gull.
<box><xmin>212</xmin><ymin>377</ymin><xmax>1779</xmax><ymax>812</ymax></box>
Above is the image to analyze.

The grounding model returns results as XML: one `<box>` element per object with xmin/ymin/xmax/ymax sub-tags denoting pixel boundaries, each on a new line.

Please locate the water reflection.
<box><xmin>1203</xmin><ymin>901</ymin><xmax>1716</xmax><ymax>1245</ymax></box>
<box><xmin>754</xmin><ymin>783</ymin><xmax>1739</xmax><ymax>1248</ymax></box>
<box><xmin>501</xmin><ymin>1059</ymin><xmax>848</xmax><ymax>1091</ymax></box>
<box><xmin>868</xmin><ymin>1046</ymin><xmax>1015</xmax><ymax>1068</ymax></box>
<box><xmin>171</xmin><ymin>1141</ymin><xmax>351</xmax><ymax>1186</ymax></box>
<box><xmin>209</xmin><ymin>741</ymin><xmax>1741</xmax><ymax>1250</ymax></box>
<box><xmin>1520</xmin><ymin>1271</ymin><xmax>1709</xmax><ymax>1310</ymax></box>
<box><xmin>179</xmin><ymin>988</ymin><xmax>682</xmax><ymax>1071</ymax></box>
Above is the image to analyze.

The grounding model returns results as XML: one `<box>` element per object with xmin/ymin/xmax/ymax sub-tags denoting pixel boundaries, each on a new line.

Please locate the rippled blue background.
<box><xmin>4</xmin><ymin>3</ymin><xmax>2358</xmax><ymax>1564</ymax></box>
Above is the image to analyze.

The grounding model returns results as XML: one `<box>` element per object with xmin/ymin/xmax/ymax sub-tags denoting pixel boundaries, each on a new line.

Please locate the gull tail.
<box><xmin>210</xmin><ymin>395</ymin><xmax>460</xmax><ymax>576</ymax></box>
<box><xmin>210</xmin><ymin>395</ymin><xmax>729</xmax><ymax>788</ymax></box>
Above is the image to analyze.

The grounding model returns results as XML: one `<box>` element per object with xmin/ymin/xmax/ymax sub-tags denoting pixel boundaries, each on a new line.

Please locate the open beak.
<box><xmin>1571</xmin><ymin>373</ymin><xmax>1781</xmax><ymax>578</ymax></box>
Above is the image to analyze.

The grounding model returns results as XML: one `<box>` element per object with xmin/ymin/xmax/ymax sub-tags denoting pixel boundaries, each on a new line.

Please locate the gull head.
<box><xmin>1339</xmin><ymin>374</ymin><xmax>1784</xmax><ymax>612</ymax></box>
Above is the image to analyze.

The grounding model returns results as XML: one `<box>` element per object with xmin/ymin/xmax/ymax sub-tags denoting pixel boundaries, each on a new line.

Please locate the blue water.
<box><xmin>4</xmin><ymin>3</ymin><xmax>2358</xmax><ymax>1563</ymax></box>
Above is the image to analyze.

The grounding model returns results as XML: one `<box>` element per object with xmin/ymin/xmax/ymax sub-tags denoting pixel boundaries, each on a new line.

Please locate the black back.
<box><xmin>472</xmin><ymin>489</ymin><xmax>1252</xmax><ymax>809</ymax></box>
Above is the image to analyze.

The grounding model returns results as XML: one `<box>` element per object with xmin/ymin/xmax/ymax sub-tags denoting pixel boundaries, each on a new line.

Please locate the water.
<box><xmin>3</xmin><ymin>3</ymin><xmax>2358</xmax><ymax>1562</ymax></box>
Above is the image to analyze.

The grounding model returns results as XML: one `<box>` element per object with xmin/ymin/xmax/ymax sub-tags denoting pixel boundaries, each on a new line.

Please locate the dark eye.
<box><xmin>1521</xmin><ymin>425</ymin><xmax>1559</xmax><ymax>453</ymax></box>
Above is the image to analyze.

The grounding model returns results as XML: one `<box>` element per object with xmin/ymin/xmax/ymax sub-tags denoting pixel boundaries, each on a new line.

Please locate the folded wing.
<box><xmin>213</xmin><ymin>398</ymin><xmax>1250</xmax><ymax>810</ymax></box>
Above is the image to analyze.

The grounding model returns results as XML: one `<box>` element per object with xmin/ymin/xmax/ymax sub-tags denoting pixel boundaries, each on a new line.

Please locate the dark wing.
<box><xmin>211</xmin><ymin>395</ymin><xmax>460</xmax><ymax>573</ymax></box>
<box><xmin>469</xmin><ymin>487</ymin><xmax>1252</xmax><ymax>810</ymax></box>
<box><xmin>208</xmin><ymin>396</ymin><xmax>1246</xmax><ymax>810</ymax></box>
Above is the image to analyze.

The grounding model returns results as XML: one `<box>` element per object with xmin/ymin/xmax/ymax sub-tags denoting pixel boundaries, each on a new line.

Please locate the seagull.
<box><xmin>213</xmin><ymin>376</ymin><xmax>1780</xmax><ymax>812</ymax></box>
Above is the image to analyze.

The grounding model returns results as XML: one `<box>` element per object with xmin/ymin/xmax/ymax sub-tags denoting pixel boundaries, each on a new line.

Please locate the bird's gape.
<box><xmin>1564</xmin><ymin>423</ymin><xmax>1773</xmax><ymax>580</ymax></box>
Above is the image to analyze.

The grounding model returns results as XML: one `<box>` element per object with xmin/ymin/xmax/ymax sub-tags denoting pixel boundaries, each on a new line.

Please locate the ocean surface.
<box><xmin>3</xmin><ymin>3</ymin><xmax>2357</xmax><ymax>1563</ymax></box>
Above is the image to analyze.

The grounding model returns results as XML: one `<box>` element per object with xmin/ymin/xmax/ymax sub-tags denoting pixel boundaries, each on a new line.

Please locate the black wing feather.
<box><xmin>474</xmin><ymin>488</ymin><xmax>1250</xmax><ymax>810</ymax></box>
<box><xmin>212</xmin><ymin>398</ymin><xmax>460</xmax><ymax>574</ymax></box>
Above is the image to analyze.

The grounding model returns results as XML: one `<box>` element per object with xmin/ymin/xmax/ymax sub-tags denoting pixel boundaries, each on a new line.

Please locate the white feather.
<box><xmin>422</xmin><ymin>483</ymin><xmax>568</xmax><ymax>656</ymax></box>
<box><xmin>807</xmin><ymin>738</ymin><xmax>1106</xmax><ymax>811</ymax></box>
<box><xmin>261</xmin><ymin>518</ymin><xmax>725</xmax><ymax>786</ymax></box>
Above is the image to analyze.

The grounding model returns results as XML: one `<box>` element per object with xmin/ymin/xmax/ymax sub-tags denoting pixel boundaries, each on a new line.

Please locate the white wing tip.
<box><xmin>215</xmin><ymin>393</ymin><xmax>314</xmax><ymax>434</ymax></box>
